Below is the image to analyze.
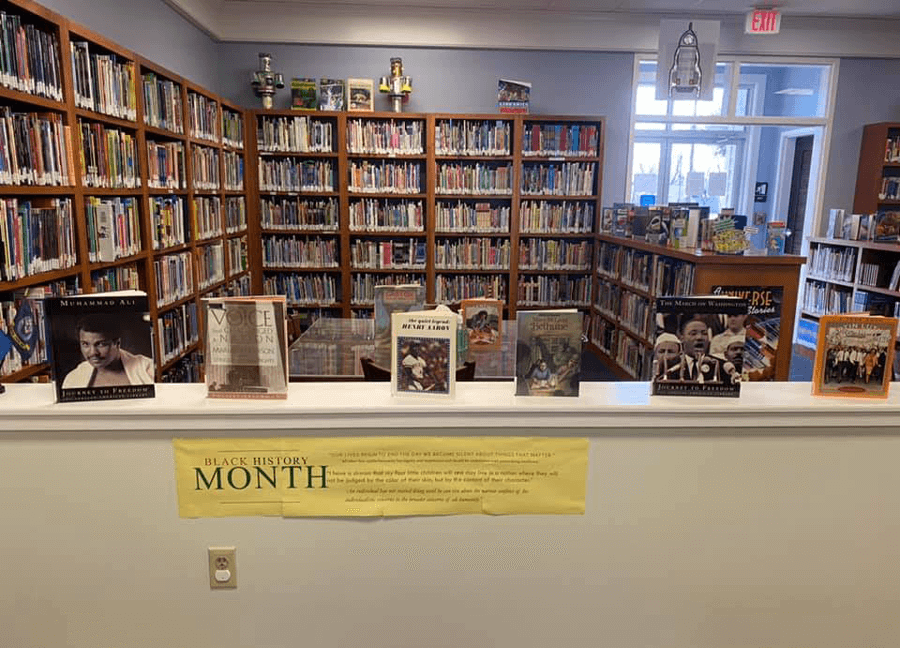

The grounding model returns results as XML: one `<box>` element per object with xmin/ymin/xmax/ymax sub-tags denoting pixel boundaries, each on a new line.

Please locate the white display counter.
<box><xmin>2</xmin><ymin>382</ymin><xmax>899</xmax><ymax>648</ymax></box>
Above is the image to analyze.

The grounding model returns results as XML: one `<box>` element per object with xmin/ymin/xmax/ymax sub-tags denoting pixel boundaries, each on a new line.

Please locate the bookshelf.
<box><xmin>0</xmin><ymin>0</ymin><xmax>250</xmax><ymax>384</ymax></box>
<box><xmin>589</xmin><ymin>236</ymin><xmax>805</xmax><ymax>381</ymax></box>
<box><xmin>853</xmin><ymin>122</ymin><xmax>900</xmax><ymax>214</ymax></box>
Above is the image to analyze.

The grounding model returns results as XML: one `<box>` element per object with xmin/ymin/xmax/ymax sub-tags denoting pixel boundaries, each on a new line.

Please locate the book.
<box><xmin>391</xmin><ymin>310</ymin><xmax>457</xmax><ymax>398</ymax></box>
<box><xmin>710</xmin><ymin>285</ymin><xmax>782</xmax><ymax>382</ymax></box>
<box><xmin>515</xmin><ymin>309</ymin><xmax>583</xmax><ymax>397</ymax></box>
<box><xmin>290</xmin><ymin>78</ymin><xmax>317</xmax><ymax>111</ymax></box>
<box><xmin>828</xmin><ymin>208</ymin><xmax>845</xmax><ymax>238</ymax></box>
<box><xmin>812</xmin><ymin>313</ymin><xmax>897</xmax><ymax>398</ymax></box>
<box><xmin>204</xmin><ymin>296</ymin><xmax>288</xmax><ymax>399</ymax></box>
<box><xmin>373</xmin><ymin>284</ymin><xmax>426</xmax><ymax>364</ymax></box>
<box><xmin>652</xmin><ymin>296</ymin><xmax>749</xmax><ymax>397</ymax></box>
<box><xmin>46</xmin><ymin>291</ymin><xmax>155</xmax><ymax>402</ymax></box>
<box><xmin>347</xmin><ymin>78</ymin><xmax>374</xmax><ymax>112</ymax></box>
<box><xmin>766</xmin><ymin>220</ymin><xmax>786</xmax><ymax>255</ymax></box>
<box><xmin>874</xmin><ymin>211</ymin><xmax>900</xmax><ymax>242</ymax></box>
<box><xmin>319</xmin><ymin>78</ymin><xmax>345</xmax><ymax>111</ymax></box>
<box><xmin>497</xmin><ymin>78</ymin><xmax>530</xmax><ymax>114</ymax></box>
<box><xmin>461</xmin><ymin>298</ymin><xmax>503</xmax><ymax>350</ymax></box>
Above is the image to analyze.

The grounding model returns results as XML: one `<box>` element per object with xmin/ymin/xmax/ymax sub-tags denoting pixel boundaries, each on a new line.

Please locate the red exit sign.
<box><xmin>745</xmin><ymin>8</ymin><xmax>782</xmax><ymax>34</ymax></box>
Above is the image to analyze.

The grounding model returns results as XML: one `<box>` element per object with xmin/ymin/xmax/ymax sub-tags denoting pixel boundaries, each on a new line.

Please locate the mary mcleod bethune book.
<box><xmin>515</xmin><ymin>309</ymin><xmax>583</xmax><ymax>397</ymax></box>
<box><xmin>391</xmin><ymin>310</ymin><xmax>456</xmax><ymax>398</ymax></box>
<box><xmin>47</xmin><ymin>291</ymin><xmax>155</xmax><ymax>403</ymax></box>
<box><xmin>204</xmin><ymin>296</ymin><xmax>288</xmax><ymax>399</ymax></box>
<box><xmin>461</xmin><ymin>298</ymin><xmax>503</xmax><ymax>351</ymax></box>
<box><xmin>812</xmin><ymin>313</ymin><xmax>897</xmax><ymax>399</ymax></box>
<box><xmin>653</xmin><ymin>296</ymin><xmax>749</xmax><ymax>398</ymax></box>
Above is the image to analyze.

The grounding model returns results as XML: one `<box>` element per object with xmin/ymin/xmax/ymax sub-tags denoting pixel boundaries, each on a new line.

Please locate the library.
<box><xmin>2</xmin><ymin>0</ymin><xmax>900</xmax><ymax>646</ymax></box>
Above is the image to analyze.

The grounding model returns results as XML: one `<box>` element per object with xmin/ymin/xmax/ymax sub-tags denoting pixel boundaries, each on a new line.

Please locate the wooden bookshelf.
<box><xmin>0</xmin><ymin>0</ymin><xmax>250</xmax><ymax>384</ymax></box>
<box><xmin>853</xmin><ymin>122</ymin><xmax>900</xmax><ymax>214</ymax></box>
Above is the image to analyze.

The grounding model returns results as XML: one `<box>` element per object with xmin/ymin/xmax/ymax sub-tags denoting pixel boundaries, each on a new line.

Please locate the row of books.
<box><xmin>521</xmin><ymin>162</ymin><xmax>595</xmax><ymax>196</ymax></box>
<box><xmin>193</xmin><ymin>196</ymin><xmax>223</xmax><ymax>241</ymax></box>
<box><xmin>434</xmin><ymin>120</ymin><xmax>511</xmax><ymax>156</ymax></box>
<box><xmin>147</xmin><ymin>140</ymin><xmax>185</xmax><ymax>189</ymax></box>
<box><xmin>197</xmin><ymin>241</ymin><xmax>224</xmax><ymax>289</ymax></box>
<box><xmin>0</xmin><ymin>108</ymin><xmax>72</xmax><ymax>186</ymax></box>
<box><xmin>77</xmin><ymin>120</ymin><xmax>140</xmax><ymax>189</ymax></box>
<box><xmin>225</xmin><ymin>196</ymin><xmax>247</xmax><ymax>233</ymax></box>
<box><xmin>517</xmin><ymin>275</ymin><xmax>591</xmax><ymax>306</ymax></box>
<box><xmin>258</xmin><ymin>158</ymin><xmax>334</xmax><ymax>193</ymax></box>
<box><xmin>227</xmin><ymin>236</ymin><xmax>248</xmax><ymax>276</ymax></box>
<box><xmin>222</xmin><ymin>111</ymin><xmax>244</xmax><ymax>149</ymax></box>
<box><xmin>142</xmin><ymin>72</ymin><xmax>183</xmax><ymax>134</ymax></box>
<box><xmin>223</xmin><ymin>151</ymin><xmax>243</xmax><ymax>191</ymax></box>
<box><xmin>85</xmin><ymin>196</ymin><xmax>141</xmax><ymax>263</ymax></box>
<box><xmin>257</xmin><ymin>115</ymin><xmax>333</xmax><ymax>153</ymax></box>
<box><xmin>157</xmin><ymin>301</ymin><xmax>198</xmax><ymax>363</ymax></box>
<box><xmin>519</xmin><ymin>200</ymin><xmax>594</xmax><ymax>234</ymax></box>
<box><xmin>858</xmin><ymin>261</ymin><xmax>881</xmax><ymax>288</ymax></box>
<box><xmin>518</xmin><ymin>239</ymin><xmax>591</xmax><ymax>270</ymax></box>
<box><xmin>653</xmin><ymin>257</ymin><xmax>695</xmax><ymax>297</ymax></box>
<box><xmin>808</xmin><ymin>244</ymin><xmax>855</xmax><ymax>282</ymax></box>
<box><xmin>70</xmin><ymin>41</ymin><xmax>136</xmax><ymax>120</ymax></box>
<box><xmin>434</xmin><ymin>237</ymin><xmax>511</xmax><ymax>270</ymax></box>
<box><xmin>264</xmin><ymin>272</ymin><xmax>338</xmax><ymax>306</ymax></box>
<box><xmin>852</xmin><ymin>289</ymin><xmax>900</xmax><ymax>318</ymax></box>
<box><xmin>594</xmin><ymin>282</ymin><xmax>619</xmax><ymax>320</ymax></box>
<box><xmin>522</xmin><ymin>124</ymin><xmax>599</xmax><ymax>157</ymax></box>
<box><xmin>191</xmin><ymin>145</ymin><xmax>219</xmax><ymax>191</ymax></box>
<box><xmin>435</xmin><ymin>274</ymin><xmax>507</xmax><ymax>303</ymax></box>
<box><xmin>160</xmin><ymin>351</ymin><xmax>202</xmax><ymax>383</ymax></box>
<box><xmin>188</xmin><ymin>92</ymin><xmax>219</xmax><ymax>143</ymax></box>
<box><xmin>261</xmin><ymin>196</ymin><xmax>338</xmax><ymax>231</ymax></box>
<box><xmin>435</xmin><ymin>201</ymin><xmax>509</xmax><ymax>233</ymax></box>
<box><xmin>828</xmin><ymin>208</ymin><xmax>900</xmax><ymax>242</ymax></box>
<box><xmin>885</xmin><ymin>136</ymin><xmax>900</xmax><ymax>164</ymax></box>
<box><xmin>261</xmin><ymin>235</ymin><xmax>339</xmax><ymax>268</ymax></box>
<box><xmin>616</xmin><ymin>331</ymin><xmax>651</xmax><ymax>380</ymax></box>
<box><xmin>620</xmin><ymin>248</ymin><xmax>653</xmax><ymax>292</ymax></box>
<box><xmin>0</xmin><ymin>11</ymin><xmax>63</xmax><ymax>102</ymax></box>
<box><xmin>435</xmin><ymin>162</ymin><xmax>512</xmax><ymax>195</ymax></box>
<box><xmin>350</xmin><ymin>239</ymin><xmax>426</xmax><ymax>270</ymax></box>
<box><xmin>346</xmin><ymin>119</ymin><xmax>423</xmax><ymax>155</ymax></box>
<box><xmin>349</xmin><ymin>198</ymin><xmax>423</xmax><ymax>231</ymax></box>
<box><xmin>618</xmin><ymin>291</ymin><xmax>653</xmax><ymax>340</ymax></box>
<box><xmin>348</xmin><ymin>160</ymin><xmax>421</xmax><ymax>194</ymax></box>
<box><xmin>154</xmin><ymin>250</ymin><xmax>193</xmax><ymax>307</ymax></box>
<box><xmin>590</xmin><ymin>315</ymin><xmax>616</xmax><ymax>356</ymax></box>
<box><xmin>803</xmin><ymin>280</ymin><xmax>851</xmax><ymax>316</ymax></box>
<box><xmin>351</xmin><ymin>272</ymin><xmax>423</xmax><ymax>304</ymax></box>
<box><xmin>150</xmin><ymin>195</ymin><xmax>187</xmax><ymax>250</ymax></box>
<box><xmin>878</xmin><ymin>176</ymin><xmax>899</xmax><ymax>201</ymax></box>
<box><xmin>603</xmin><ymin>204</ymin><xmax>718</xmax><ymax>252</ymax></box>
<box><xmin>92</xmin><ymin>264</ymin><xmax>139</xmax><ymax>292</ymax></box>
<box><xmin>1</xmin><ymin>198</ymin><xmax>76</xmax><ymax>281</ymax></box>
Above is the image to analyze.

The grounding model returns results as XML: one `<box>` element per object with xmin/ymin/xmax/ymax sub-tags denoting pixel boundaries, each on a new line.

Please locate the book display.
<box><xmin>812</xmin><ymin>313</ymin><xmax>897</xmax><ymax>398</ymax></box>
<box><xmin>515</xmin><ymin>309</ymin><xmax>582</xmax><ymax>396</ymax></box>
<box><xmin>390</xmin><ymin>309</ymin><xmax>456</xmax><ymax>397</ymax></box>
<box><xmin>0</xmin><ymin>0</ymin><xmax>250</xmax><ymax>385</ymax></box>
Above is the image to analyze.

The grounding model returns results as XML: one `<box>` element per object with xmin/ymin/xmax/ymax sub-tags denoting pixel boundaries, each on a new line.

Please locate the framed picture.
<box><xmin>754</xmin><ymin>181</ymin><xmax>768</xmax><ymax>203</ymax></box>
<box><xmin>812</xmin><ymin>314</ymin><xmax>897</xmax><ymax>398</ymax></box>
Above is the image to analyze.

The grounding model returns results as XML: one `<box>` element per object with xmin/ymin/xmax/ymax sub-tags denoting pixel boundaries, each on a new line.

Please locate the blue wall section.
<box><xmin>216</xmin><ymin>44</ymin><xmax>634</xmax><ymax>204</ymax></box>
<box><xmin>40</xmin><ymin>0</ymin><xmax>220</xmax><ymax>91</ymax></box>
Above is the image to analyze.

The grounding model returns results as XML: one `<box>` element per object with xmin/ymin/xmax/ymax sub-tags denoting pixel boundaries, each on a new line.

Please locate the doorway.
<box><xmin>786</xmin><ymin>135</ymin><xmax>814</xmax><ymax>254</ymax></box>
<box><xmin>773</xmin><ymin>127</ymin><xmax>823</xmax><ymax>256</ymax></box>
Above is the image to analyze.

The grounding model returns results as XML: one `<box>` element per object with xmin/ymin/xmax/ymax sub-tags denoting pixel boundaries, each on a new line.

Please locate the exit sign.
<box><xmin>745</xmin><ymin>8</ymin><xmax>781</xmax><ymax>34</ymax></box>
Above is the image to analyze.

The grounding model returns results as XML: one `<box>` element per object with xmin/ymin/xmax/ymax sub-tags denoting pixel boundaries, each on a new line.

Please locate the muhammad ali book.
<box><xmin>515</xmin><ymin>309</ymin><xmax>583</xmax><ymax>397</ymax></box>
<box><xmin>204</xmin><ymin>296</ymin><xmax>288</xmax><ymax>399</ymax></box>
<box><xmin>46</xmin><ymin>291</ymin><xmax>155</xmax><ymax>403</ymax></box>
<box><xmin>391</xmin><ymin>310</ymin><xmax>456</xmax><ymax>398</ymax></box>
<box><xmin>652</xmin><ymin>296</ymin><xmax>749</xmax><ymax>398</ymax></box>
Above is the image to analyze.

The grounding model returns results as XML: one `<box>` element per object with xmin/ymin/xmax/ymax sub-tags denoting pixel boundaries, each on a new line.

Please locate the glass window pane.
<box><xmin>667</xmin><ymin>142</ymin><xmax>739</xmax><ymax>214</ymax></box>
<box><xmin>738</xmin><ymin>63</ymin><xmax>830</xmax><ymax>118</ymax></box>
<box><xmin>630</xmin><ymin>142</ymin><xmax>662</xmax><ymax>203</ymax></box>
<box><xmin>635</xmin><ymin>84</ymin><xmax>667</xmax><ymax>116</ymax></box>
<box><xmin>635</xmin><ymin>121</ymin><xmax>666</xmax><ymax>131</ymax></box>
<box><xmin>671</xmin><ymin>63</ymin><xmax>731</xmax><ymax>117</ymax></box>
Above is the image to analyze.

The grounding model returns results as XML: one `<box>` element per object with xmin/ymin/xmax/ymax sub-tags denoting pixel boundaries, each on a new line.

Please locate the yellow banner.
<box><xmin>174</xmin><ymin>437</ymin><xmax>588</xmax><ymax>517</ymax></box>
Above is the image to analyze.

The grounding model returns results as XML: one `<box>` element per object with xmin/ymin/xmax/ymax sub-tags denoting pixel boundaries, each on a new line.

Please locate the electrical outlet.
<box><xmin>208</xmin><ymin>547</ymin><xmax>237</xmax><ymax>590</ymax></box>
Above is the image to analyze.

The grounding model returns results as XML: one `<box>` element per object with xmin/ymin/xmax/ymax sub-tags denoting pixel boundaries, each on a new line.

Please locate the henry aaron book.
<box><xmin>812</xmin><ymin>313</ymin><xmax>897</xmax><ymax>399</ymax></box>
<box><xmin>46</xmin><ymin>291</ymin><xmax>155</xmax><ymax>403</ymax></box>
<box><xmin>515</xmin><ymin>309</ymin><xmax>583</xmax><ymax>397</ymax></box>
<box><xmin>461</xmin><ymin>298</ymin><xmax>503</xmax><ymax>350</ymax></box>
<box><xmin>204</xmin><ymin>296</ymin><xmax>288</xmax><ymax>399</ymax></box>
<box><xmin>391</xmin><ymin>310</ymin><xmax>456</xmax><ymax>398</ymax></box>
<box><xmin>373</xmin><ymin>283</ymin><xmax>425</xmax><ymax>365</ymax></box>
<box><xmin>652</xmin><ymin>296</ymin><xmax>749</xmax><ymax>398</ymax></box>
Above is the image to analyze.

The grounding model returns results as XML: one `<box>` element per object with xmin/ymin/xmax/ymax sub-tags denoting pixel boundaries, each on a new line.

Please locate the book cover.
<box><xmin>391</xmin><ymin>310</ymin><xmax>456</xmax><ymax>398</ymax></box>
<box><xmin>46</xmin><ymin>291</ymin><xmax>155</xmax><ymax>403</ymax></box>
<box><xmin>96</xmin><ymin>201</ymin><xmax>115</xmax><ymax>262</ymax></box>
<box><xmin>347</xmin><ymin>78</ymin><xmax>374</xmax><ymax>112</ymax></box>
<box><xmin>319</xmin><ymin>78</ymin><xmax>344</xmax><ymax>111</ymax></box>
<box><xmin>711</xmin><ymin>285</ymin><xmax>782</xmax><ymax>382</ymax></box>
<box><xmin>204</xmin><ymin>296</ymin><xmax>288</xmax><ymax>399</ymax></box>
<box><xmin>461</xmin><ymin>298</ymin><xmax>503</xmax><ymax>350</ymax></box>
<box><xmin>652</xmin><ymin>296</ymin><xmax>749</xmax><ymax>397</ymax></box>
<box><xmin>874</xmin><ymin>211</ymin><xmax>900</xmax><ymax>242</ymax></box>
<box><xmin>766</xmin><ymin>220</ymin><xmax>786</xmax><ymax>255</ymax></box>
<box><xmin>515</xmin><ymin>309</ymin><xmax>583</xmax><ymax>397</ymax></box>
<box><xmin>611</xmin><ymin>202</ymin><xmax>634</xmax><ymax>238</ymax></box>
<box><xmin>828</xmin><ymin>208</ymin><xmax>845</xmax><ymax>238</ymax></box>
<box><xmin>373</xmin><ymin>284</ymin><xmax>426</xmax><ymax>364</ymax></box>
<box><xmin>812</xmin><ymin>313</ymin><xmax>897</xmax><ymax>398</ymax></box>
<box><xmin>497</xmin><ymin>78</ymin><xmax>531</xmax><ymax>114</ymax></box>
<box><xmin>290</xmin><ymin>78</ymin><xmax>317</xmax><ymax>111</ymax></box>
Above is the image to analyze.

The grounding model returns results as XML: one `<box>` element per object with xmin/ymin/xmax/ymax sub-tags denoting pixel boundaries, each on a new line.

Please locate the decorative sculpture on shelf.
<box><xmin>250</xmin><ymin>53</ymin><xmax>285</xmax><ymax>109</ymax></box>
<box><xmin>379</xmin><ymin>57</ymin><xmax>412</xmax><ymax>113</ymax></box>
<box><xmin>668</xmin><ymin>22</ymin><xmax>702</xmax><ymax>98</ymax></box>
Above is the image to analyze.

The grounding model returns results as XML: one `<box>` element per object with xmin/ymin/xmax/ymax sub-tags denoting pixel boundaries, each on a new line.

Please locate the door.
<box><xmin>786</xmin><ymin>135</ymin><xmax>813</xmax><ymax>255</ymax></box>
